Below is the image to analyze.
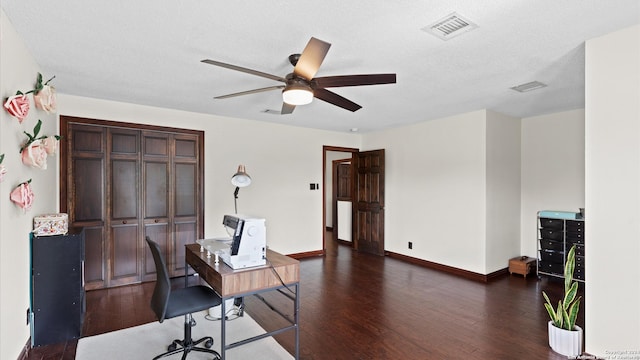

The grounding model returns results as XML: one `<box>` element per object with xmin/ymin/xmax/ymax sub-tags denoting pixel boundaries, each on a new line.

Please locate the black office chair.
<box><xmin>146</xmin><ymin>237</ymin><xmax>222</xmax><ymax>360</ymax></box>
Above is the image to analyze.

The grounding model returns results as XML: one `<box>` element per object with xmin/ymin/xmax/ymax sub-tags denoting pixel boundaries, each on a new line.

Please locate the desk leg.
<box><xmin>220</xmin><ymin>298</ymin><xmax>226</xmax><ymax>360</ymax></box>
<box><xmin>295</xmin><ymin>283</ymin><xmax>300</xmax><ymax>360</ymax></box>
<box><xmin>184</xmin><ymin>256</ymin><xmax>188</xmax><ymax>288</ymax></box>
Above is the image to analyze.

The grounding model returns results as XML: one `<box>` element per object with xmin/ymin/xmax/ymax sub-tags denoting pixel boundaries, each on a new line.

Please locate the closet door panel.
<box><xmin>110</xmin><ymin>224</ymin><xmax>139</xmax><ymax>280</ymax></box>
<box><xmin>67</xmin><ymin>123</ymin><xmax>107</xmax><ymax>289</ymax></box>
<box><xmin>142</xmin><ymin>132</ymin><xmax>170</xmax><ymax>281</ymax></box>
<box><xmin>83</xmin><ymin>226</ymin><xmax>105</xmax><ymax>289</ymax></box>
<box><xmin>111</xmin><ymin>160</ymin><xmax>138</xmax><ymax>219</ymax></box>
<box><xmin>109</xmin><ymin>128</ymin><xmax>141</xmax><ymax>286</ymax></box>
<box><xmin>145</xmin><ymin>136</ymin><xmax>169</xmax><ymax>156</ymax></box>
<box><xmin>73</xmin><ymin>159</ymin><xmax>104</xmax><ymax>222</ymax></box>
<box><xmin>175</xmin><ymin>138</ymin><xmax>196</xmax><ymax>158</ymax></box>
<box><xmin>143</xmin><ymin>222</ymin><xmax>169</xmax><ymax>280</ymax></box>
<box><xmin>175</xmin><ymin>163</ymin><xmax>196</xmax><ymax>216</ymax></box>
<box><xmin>111</xmin><ymin>132</ymin><xmax>138</xmax><ymax>154</ymax></box>
<box><xmin>145</xmin><ymin>162</ymin><xmax>169</xmax><ymax>218</ymax></box>
<box><xmin>171</xmin><ymin>220</ymin><xmax>197</xmax><ymax>275</ymax></box>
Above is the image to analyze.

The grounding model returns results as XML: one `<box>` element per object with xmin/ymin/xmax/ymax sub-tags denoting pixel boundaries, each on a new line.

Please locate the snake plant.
<box><xmin>542</xmin><ymin>244</ymin><xmax>582</xmax><ymax>331</ymax></box>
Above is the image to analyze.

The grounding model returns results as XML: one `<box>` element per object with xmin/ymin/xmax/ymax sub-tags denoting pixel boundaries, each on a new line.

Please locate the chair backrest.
<box><xmin>145</xmin><ymin>237</ymin><xmax>172</xmax><ymax>323</ymax></box>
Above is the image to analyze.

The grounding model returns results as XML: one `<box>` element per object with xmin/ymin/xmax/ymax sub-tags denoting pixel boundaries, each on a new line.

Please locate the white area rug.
<box><xmin>76</xmin><ymin>311</ymin><xmax>293</xmax><ymax>359</ymax></box>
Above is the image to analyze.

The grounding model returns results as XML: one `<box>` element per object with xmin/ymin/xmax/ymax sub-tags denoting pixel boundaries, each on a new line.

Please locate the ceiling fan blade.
<box><xmin>214</xmin><ymin>85</ymin><xmax>285</xmax><ymax>99</ymax></box>
<box><xmin>201</xmin><ymin>59</ymin><xmax>287</xmax><ymax>83</ymax></box>
<box><xmin>312</xmin><ymin>74</ymin><xmax>397</xmax><ymax>88</ymax></box>
<box><xmin>281</xmin><ymin>102</ymin><xmax>296</xmax><ymax>115</ymax></box>
<box><xmin>293</xmin><ymin>37</ymin><xmax>331</xmax><ymax>80</ymax></box>
<box><xmin>313</xmin><ymin>88</ymin><xmax>362</xmax><ymax>112</ymax></box>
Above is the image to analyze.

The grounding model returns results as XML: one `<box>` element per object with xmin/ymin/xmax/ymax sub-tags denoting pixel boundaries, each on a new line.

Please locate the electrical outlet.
<box><xmin>408</xmin><ymin>242</ymin><xmax>413</xmax><ymax>249</ymax></box>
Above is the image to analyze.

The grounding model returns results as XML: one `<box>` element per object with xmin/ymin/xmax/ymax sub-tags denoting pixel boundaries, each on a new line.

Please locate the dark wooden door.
<box><xmin>109</xmin><ymin>128</ymin><xmax>142</xmax><ymax>287</ymax></box>
<box><xmin>169</xmin><ymin>134</ymin><xmax>201</xmax><ymax>277</ymax></box>
<box><xmin>64</xmin><ymin>124</ymin><xmax>107</xmax><ymax>289</ymax></box>
<box><xmin>141</xmin><ymin>131</ymin><xmax>170</xmax><ymax>281</ymax></box>
<box><xmin>354</xmin><ymin>149</ymin><xmax>385</xmax><ymax>256</ymax></box>
<box><xmin>61</xmin><ymin>116</ymin><xmax>203</xmax><ymax>289</ymax></box>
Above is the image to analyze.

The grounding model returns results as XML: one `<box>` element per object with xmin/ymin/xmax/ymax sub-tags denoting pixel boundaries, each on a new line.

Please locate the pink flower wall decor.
<box><xmin>32</xmin><ymin>73</ymin><xmax>57</xmax><ymax>114</ymax></box>
<box><xmin>3</xmin><ymin>92</ymin><xmax>30</xmax><ymax>123</ymax></box>
<box><xmin>42</xmin><ymin>136</ymin><xmax>59</xmax><ymax>155</ymax></box>
<box><xmin>21</xmin><ymin>140</ymin><xmax>48</xmax><ymax>170</ymax></box>
<box><xmin>33</xmin><ymin>85</ymin><xmax>57</xmax><ymax>114</ymax></box>
<box><xmin>10</xmin><ymin>179</ymin><xmax>35</xmax><ymax>212</ymax></box>
<box><xmin>20</xmin><ymin>119</ymin><xmax>61</xmax><ymax>170</ymax></box>
<box><xmin>0</xmin><ymin>154</ymin><xmax>6</xmax><ymax>183</ymax></box>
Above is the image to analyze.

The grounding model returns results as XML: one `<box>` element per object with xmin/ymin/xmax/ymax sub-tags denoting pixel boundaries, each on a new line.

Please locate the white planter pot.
<box><xmin>548</xmin><ymin>321</ymin><xmax>583</xmax><ymax>357</ymax></box>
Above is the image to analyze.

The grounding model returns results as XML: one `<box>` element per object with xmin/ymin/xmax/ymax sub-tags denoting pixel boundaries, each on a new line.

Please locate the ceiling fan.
<box><xmin>201</xmin><ymin>37</ymin><xmax>396</xmax><ymax>114</ymax></box>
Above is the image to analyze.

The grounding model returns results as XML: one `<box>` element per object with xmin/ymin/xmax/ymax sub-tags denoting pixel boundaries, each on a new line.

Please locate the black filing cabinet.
<box><xmin>537</xmin><ymin>212</ymin><xmax>585</xmax><ymax>283</ymax></box>
<box><xmin>30</xmin><ymin>228</ymin><xmax>85</xmax><ymax>346</ymax></box>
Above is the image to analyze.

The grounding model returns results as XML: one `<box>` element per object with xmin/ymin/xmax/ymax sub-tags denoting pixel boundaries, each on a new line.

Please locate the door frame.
<box><xmin>322</xmin><ymin>146</ymin><xmax>358</xmax><ymax>253</ymax></box>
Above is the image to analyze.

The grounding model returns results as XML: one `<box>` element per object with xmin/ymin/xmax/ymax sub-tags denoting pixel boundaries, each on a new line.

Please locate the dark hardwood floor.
<box><xmin>26</xmin><ymin>233</ymin><xmax>582</xmax><ymax>359</ymax></box>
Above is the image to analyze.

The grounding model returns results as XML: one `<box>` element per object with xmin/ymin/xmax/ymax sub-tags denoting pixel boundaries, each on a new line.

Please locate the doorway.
<box><xmin>323</xmin><ymin>146</ymin><xmax>357</xmax><ymax>253</ymax></box>
<box><xmin>323</xmin><ymin>146</ymin><xmax>386</xmax><ymax>256</ymax></box>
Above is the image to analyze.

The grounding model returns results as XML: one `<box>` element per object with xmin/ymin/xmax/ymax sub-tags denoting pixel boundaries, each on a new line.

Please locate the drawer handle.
<box><xmin>122</xmin><ymin>220</ymin><xmax>127</xmax><ymax>224</ymax></box>
<box><xmin>154</xmin><ymin>219</ymin><xmax>159</xmax><ymax>223</ymax></box>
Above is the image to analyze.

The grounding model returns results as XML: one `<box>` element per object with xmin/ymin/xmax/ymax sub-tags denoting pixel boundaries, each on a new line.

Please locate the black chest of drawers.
<box><xmin>537</xmin><ymin>212</ymin><xmax>585</xmax><ymax>282</ymax></box>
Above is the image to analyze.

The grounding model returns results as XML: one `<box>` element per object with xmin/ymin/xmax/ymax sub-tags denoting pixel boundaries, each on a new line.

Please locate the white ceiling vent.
<box><xmin>510</xmin><ymin>81</ymin><xmax>548</xmax><ymax>93</ymax></box>
<box><xmin>422</xmin><ymin>12</ymin><xmax>478</xmax><ymax>41</ymax></box>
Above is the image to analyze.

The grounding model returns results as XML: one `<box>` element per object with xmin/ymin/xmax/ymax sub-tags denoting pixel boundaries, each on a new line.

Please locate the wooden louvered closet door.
<box><xmin>60</xmin><ymin>116</ymin><xmax>204</xmax><ymax>290</ymax></box>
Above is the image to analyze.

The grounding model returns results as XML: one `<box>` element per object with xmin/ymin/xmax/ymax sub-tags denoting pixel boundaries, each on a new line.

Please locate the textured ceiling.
<box><xmin>2</xmin><ymin>1</ymin><xmax>639</xmax><ymax>133</ymax></box>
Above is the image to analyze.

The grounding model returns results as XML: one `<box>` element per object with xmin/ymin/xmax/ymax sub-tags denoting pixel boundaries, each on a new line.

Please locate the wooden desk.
<box><xmin>185</xmin><ymin>244</ymin><xmax>300</xmax><ymax>359</ymax></box>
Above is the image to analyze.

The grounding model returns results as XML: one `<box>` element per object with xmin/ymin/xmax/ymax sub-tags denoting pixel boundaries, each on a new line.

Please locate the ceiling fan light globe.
<box><xmin>283</xmin><ymin>88</ymin><xmax>313</xmax><ymax>106</ymax></box>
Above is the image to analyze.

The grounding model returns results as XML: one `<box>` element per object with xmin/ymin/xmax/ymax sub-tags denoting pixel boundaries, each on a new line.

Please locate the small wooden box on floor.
<box><xmin>509</xmin><ymin>256</ymin><xmax>536</xmax><ymax>278</ymax></box>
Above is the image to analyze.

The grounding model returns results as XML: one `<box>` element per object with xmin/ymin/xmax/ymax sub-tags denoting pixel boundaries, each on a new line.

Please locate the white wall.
<box><xmin>363</xmin><ymin>110</ymin><xmax>488</xmax><ymax>274</ymax></box>
<box><xmin>363</xmin><ymin>109</ymin><xmax>523</xmax><ymax>275</ymax></box>
<box><xmin>337</xmin><ymin>200</ymin><xmax>352</xmax><ymax>242</ymax></box>
<box><xmin>585</xmin><ymin>24</ymin><xmax>640</xmax><ymax>356</ymax></box>
<box><xmin>485</xmin><ymin>110</ymin><xmax>521</xmax><ymax>273</ymax></box>
<box><xmin>520</xmin><ymin>109</ymin><xmax>585</xmax><ymax>257</ymax></box>
<box><xmin>0</xmin><ymin>9</ymin><xmax>59</xmax><ymax>359</ymax></box>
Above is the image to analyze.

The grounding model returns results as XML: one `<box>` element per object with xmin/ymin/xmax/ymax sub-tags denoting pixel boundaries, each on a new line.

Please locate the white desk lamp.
<box><xmin>231</xmin><ymin>165</ymin><xmax>251</xmax><ymax>214</ymax></box>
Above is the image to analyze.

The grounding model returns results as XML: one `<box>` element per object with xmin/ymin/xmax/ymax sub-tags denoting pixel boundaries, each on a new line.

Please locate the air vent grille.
<box><xmin>510</xmin><ymin>81</ymin><xmax>548</xmax><ymax>93</ymax></box>
<box><xmin>422</xmin><ymin>12</ymin><xmax>478</xmax><ymax>41</ymax></box>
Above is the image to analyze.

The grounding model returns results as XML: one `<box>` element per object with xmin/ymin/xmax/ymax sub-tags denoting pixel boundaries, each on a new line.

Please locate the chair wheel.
<box><xmin>168</xmin><ymin>343</ymin><xmax>177</xmax><ymax>351</ymax></box>
<box><xmin>205</xmin><ymin>339</ymin><xmax>214</xmax><ymax>348</ymax></box>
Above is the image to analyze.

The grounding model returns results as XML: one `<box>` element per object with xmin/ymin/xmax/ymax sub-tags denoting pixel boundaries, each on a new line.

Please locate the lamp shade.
<box><xmin>231</xmin><ymin>165</ymin><xmax>251</xmax><ymax>187</ymax></box>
